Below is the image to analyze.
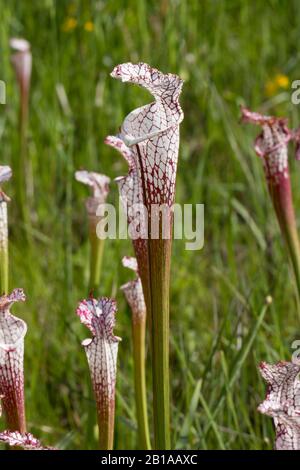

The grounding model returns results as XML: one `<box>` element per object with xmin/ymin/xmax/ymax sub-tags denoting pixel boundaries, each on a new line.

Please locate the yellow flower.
<box><xmin>275</xmin><ymin>74</ymin><xmax>289</xmax><ymax>89</ymax></box>
<box><xmin>62</xmin><ymin>17</ymin><xmax>77</xmax><ymax>32</ymax></box>
<box><xmin>265</xmin><ymin>74</ymin><xmax>290</xmax><ymax>97</ymax></box>
<box><xmin>84</xmin><ymin>21</ymin><xmax>94</xmax><ymax>32</ymax></box>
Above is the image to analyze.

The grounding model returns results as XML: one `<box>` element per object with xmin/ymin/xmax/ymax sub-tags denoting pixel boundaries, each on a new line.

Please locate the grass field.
<box><xmin>0</xmin><ymin>0</ymin><xmax>300</xmax><ymax>450</ymax></box>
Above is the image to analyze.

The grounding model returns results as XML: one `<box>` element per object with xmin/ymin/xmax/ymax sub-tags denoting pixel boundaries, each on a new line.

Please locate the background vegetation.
<box><xmin>0</xmin><ymin>0</ymin><xmax>299</xmax><ymax>450</ymax></box>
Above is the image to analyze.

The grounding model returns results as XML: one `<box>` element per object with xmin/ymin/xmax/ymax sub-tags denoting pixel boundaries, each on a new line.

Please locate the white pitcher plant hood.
<box><xmin>121</xmin><ymin>256</ymin><xmax>146</xmax><ymax>323</ymax></box>
<box><xmin>0</xmin><ymin>430</ymin><xmax>55</xmax><ymax>450</ymax></box>
<box><xmin>105</xmin><ymin>62</ymin><xmax>183</xmax><ymax>208</ymax></box>
<box><xmin>75</xmin><ymin>170</ymin><xmax>110</xmax><ymax>216</ymax></box>
<box><xmin>77</xmin><ymin>296</ymin><xmax>121</xmax><ymax>449</ymax></box>
<box><xmin>241</xmin><ymin>107</ymin><xmax>294</xmax><ymax>185</ymax></box>
<box><xmin>0</xmin><ymin>288</ymin><xmax>27</xmax><ymax>432</ymax></box>
<box><xmin>258</xmin><ymin>361</ymin><xmax>300</xmax><ymax>450</ymax></box>
<box><xmin>10</xmin><ymin>38</ymin><xmax>32</xmax><ymax>97</ymax></box>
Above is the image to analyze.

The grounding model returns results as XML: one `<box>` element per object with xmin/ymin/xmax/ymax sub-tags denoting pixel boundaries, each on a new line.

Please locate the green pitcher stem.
<box><xmin>0</xmin><ymin>201</ymin><xmax>9</xmax><ymax>294</ymax></box>
<box><xmin>148</xmin><ymin>237</ymin><xmax>171</xmax><ymax>450</ymax></box>
<box><xmin>97</xmin><ymin>408</ymin><xmax>114</xmax><ymax>450</ymax></box>
<box><xmin>88</xmin><ymin>216</ymin><xmax>104</xmax><ymax>291</ymax></box>
<box><xmin>132</xmin><ymin>316</ymin><xmax>151</xmax><ymax>450</ymax></box>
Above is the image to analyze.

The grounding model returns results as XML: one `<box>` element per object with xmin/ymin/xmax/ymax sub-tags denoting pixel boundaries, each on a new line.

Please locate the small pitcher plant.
<box><xmin>242</xmin><ymin>108</ymin><xmax>300</xmax><ymax>301</ymax></box>
<box><xmin>10</xmin><ymin>38</ymin><xmax>32</xmax><ymax>233</ymax></box>
<box><xmin>258</xmin><ymin>361</ymin><xmax>300</xmax><ymax>450</ymax></box>
<box><xmin>0</xmin><ymin>431</ymin><xmax>55</xmax><ymax>450</ymax></box>
<box><xmin>0</xmin><ymin>166</ymin><xmax>12</xmax><ymax>294</ymax></box>
<box><xmin>106</xmin><ymin>62</ymin><xmax>184</xmax><ymax>449</ymax></box>
<box><xmin>77</xmin><ymin>296</ymin><xmax>121</xmax><ymax>450</ymax></box>
<box><xmin>75</xmin><ymin>171</ymin><xmax>110</xmax><ymax>291</ymax></box>
<box><xmin>0</xmin><ymin>395</ymin><xmax>49</xmax><ymax>450</ymax></box>
<box><xmin>121</xmin><ymin>256</ymin><xmax>151</xmax><ymax>449</ymax></box>
<box><xmin>0</xmin><ymin>288</ymin><xmax>27</xmax><ymax>433</ymax></box>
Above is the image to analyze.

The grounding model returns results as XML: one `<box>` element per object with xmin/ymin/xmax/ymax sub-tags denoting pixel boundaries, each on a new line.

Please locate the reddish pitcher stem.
<box><xmin>148</xmin><ymin>236</ymin><xmax>171</xmax><ymax>449</ymax></box>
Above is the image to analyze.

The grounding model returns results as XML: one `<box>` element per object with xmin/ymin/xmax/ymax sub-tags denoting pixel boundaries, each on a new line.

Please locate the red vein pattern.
<box><xmin>75</xmin><ymin>170</ymin><xmax>110</xmax><ymax>217</ymax></box>
<box><xmin>241</xmin><ymin>107</ymin><xmax>294</xmax><ymax>185</ymax></box>
<box><xmin>77</xmin><ymin>297</ymin><xmax>121</xmax><ymax>448</ymax></box>
<box><xmin>0</xmin><ymin>288</ymin><xmax>27</xmax><ymax>432</ymax></box>
<box><xmin>121</xmin><ymin>256</ymin><xmax>146</xmax><ymax>323</ymax></box>
<box><xmin>105</xmin><ymin>135</ymin><xmax>149</xmax><ymax>298</ymax></box>
<box><xmin>106</xmin><ymin>62</ymin><xmax>183</xmax><ymax>208</ymax></box>
<box><xmin>258</xmin><ymin>361</ymin><xmax>300</xmax><ymax>450</ymax></box>
<box><xmin>0</xmin><ymin>430</ymin><xmax>55</xmax><ymax>450</ymax></box>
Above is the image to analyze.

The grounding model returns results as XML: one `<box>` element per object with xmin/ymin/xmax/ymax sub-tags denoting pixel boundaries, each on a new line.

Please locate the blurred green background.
<box><xmin>0</xmin><ymin>0</ymin><xmax>300</xmax><ymax>450</ymax></box>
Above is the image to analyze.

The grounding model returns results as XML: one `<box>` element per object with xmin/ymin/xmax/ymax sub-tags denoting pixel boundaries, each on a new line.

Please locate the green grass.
<box><xmin>0</xmin><ymin>0</ymin><xmax>300</xmax><ymax>450</ymax></box>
